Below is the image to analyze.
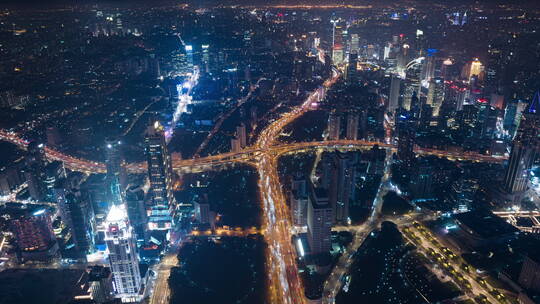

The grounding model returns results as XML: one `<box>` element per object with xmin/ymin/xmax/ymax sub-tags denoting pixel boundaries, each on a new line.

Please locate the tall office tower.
<box><xmin>478</xmin><ymin>105</ymin><xmax>499</xmax><ymax>139</ymax></box>
<box><xmin>350</xmin><ymin>34</ymin><xmax>359</xmax><ymax>53</ymax></box>
<box><xmin>185</xmin><ymin>44</ymin><xmax>194</xmax><ymax>68</ymax></box>
<box><xmin>414</xmin><ymin>29</ymin><xmax>426</xmax><ymax>56</ymax></box>
<box><xmin>441</xmin><ymin>58</ymin><xmax>454</xmax><ymax>80</ymax></box>
<box><xmin>11</xmin><ymin>209</ymin><xmax>59</xmax><ymax>261</ymax></box>
<box><xmin>409</xmin><ymin>159</ymin><xmax>434</xmax><ymax>200</ymax></box>
<box><xmin>194</xmin><ymin>195</ymin><xmax>211</xmax><ymax>225</ymax></box>
<box><xmin>291</xmin><ymin>174</ymin><xmax>308</xmax><ymax>227</ymax></box>
<box><xmin>422</xmin><ymin>53</ymin><xmax>436</xmax><ymax>82</ymax></box>
<box><xmin>291</xmin><ymin>174</ymin><xmax>307</xmax><ymax>197</ymax></box>
<box><xmin>396</xmin><ymin>44</ymin><xmax>410</xmax><ymax>76</ymax></box>
<box><xmin>24</xmin><ymin>141</ymin><xmax>48</xmax><ymax>201</ymax></box>
<box><xmin>345</xmin><ymin>53</ymin><xmax>358</xmax><ymax>83</ymax></box>
<box><xmin>403</xmin><ymin>61</ymin><xmax>422</xmax><ymax>111</ymax></box>
<box><xmin>332</xmin><ymin>46</ymin><xmax>344</xmax><ymax>65</ymax></box>
<box><xmin>105</xmin><ymin>204</ymin><xmax>142</xmax><ymax>302</ymax></box>
<box><xmin>44</xmin><ymin>161</ymin><xmax>66</xmax><ymax>201</ymax></box>
<box><xmin>54</xmin><ymin>180</ymin><xmax>96</xmax><ymax>258</ymax></box>
<box><xmin>388</xmin><ymin>75</ymin><xmax>401</xmax><ymax>112</ymax></box>
<box><xmin>331</xmin><ymin>20</ymin><xmax>345</xmax><ymax>65</ymax></box>
<box><xmin>503</xmin><ymin>93</ymin><xmax>540</xmax><ymax>194</ymax></box>
<box><xmin>397</xmin><ymin>126</ymin><xmax>416</xmax><ymax>166</ymax></box>
<box><xmin>125</xmin><ymin>184</ymin><xmax>147</xmax><ymax>242</ymax></box>
<box><xmin>450</xmin><ymin>178</ymin><xmax>478</xmax><ymax>213</ymax></box>
<box><xmin>201</xmin><ymin>44</ymin><xmax>210</xmax><ymax>74</ymax></box>
<box><xmin>236</xmin><ymin>123</ymin><xmax>247</xmax><ymax>148</ymax></box>
<box><xmin>519</xmin><ymin>256</ymin><xmax>540</xmax><ymax>292</ymax></box>
<box><xmin>427</xmin><ymin>77</ymin><xmax>445</xmax><ymax>116</ymax></box>
<box><xmin>230</xmin><ymin>136</ymin><xmax>242</xmax><ymax>153</ymax></box>
<box><xmin>346</xmin><ymin>112</ymin><xmax>359</xmax><ymax>140</ymax></box>
<box><xmin>145</xmin><ymin>122</ymin><xmax>174</xmax><ymax>230</ymax></box>
<box><xmin>291</xmin><ymin>194</ymin><xmax>308</xmax><ymax>227</ymax></box>
<box><xmin>75</xmin><ymin>265</ymin><xmax>114</xmax><ymax>304</ymax></box>
<box><xmin>467</xmin><ymin>58</ymin><xmax>484</xmax><ymax>82</ymax></box>
<box><xmin>503</xmin><ymin>99</ymin><xmax>528</xmax><ymax>138</ymax></box>
<box><xmin>336</xmin><ymin>153</ymin><xmax>354</xmax><ymax>224</ymax></box>
<box><xmin>105</xmin><ymin>138</ymin><xmax>126</xmax><ymax>207</ymax></box>
<box><xmin>307</xmin><ymin>183</ymin><xmax>333</xmax><ymax>255</ymax></box>
<box><xmin>327</xmin><ymin>111</ymin><xmax>341</xmax><ymax>140</ymax></box>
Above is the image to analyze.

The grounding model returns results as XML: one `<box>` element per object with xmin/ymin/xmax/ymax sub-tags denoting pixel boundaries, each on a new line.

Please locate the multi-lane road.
<box><xmin>254</xmin><ymin>67</ymin><xmax>340</xmax><ymax>304</ymax></box>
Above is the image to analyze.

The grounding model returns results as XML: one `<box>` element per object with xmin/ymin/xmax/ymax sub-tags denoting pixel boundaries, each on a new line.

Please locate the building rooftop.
<box><xmin>454</xmin><ymin>210</ymin><xmax>519</xmax><ymax>239</ymax></box>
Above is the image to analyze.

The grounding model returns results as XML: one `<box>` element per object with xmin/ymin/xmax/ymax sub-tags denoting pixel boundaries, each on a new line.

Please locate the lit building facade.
<box><xmin>145</xmin><ymin>122</ymin><xmax>175</xmax><ymax>230</ymax></box>
<box><xmin>503</xmin><ymin>93</ymin><xmax>540</xmax><ymax>194</ymax></box>
<box><xmin>105</xmin><ymin>205</ymin><xmax>142</xmax><ymax>302</ymax></box>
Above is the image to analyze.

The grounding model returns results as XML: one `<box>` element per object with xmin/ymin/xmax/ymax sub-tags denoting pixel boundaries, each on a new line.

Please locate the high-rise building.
<box><xmin>307</xmin><ymin>184</ymin><xmax>333</xmax><ymax>255</ymax></box>
<box><xmin>105</xmin><ymin>138</ymin><xmax>127</xmax><ymax>206</ymax></box>
<box><xmin>44</xmin><ymin>161</ymin><xmax>66</xmax><ymax>201</ymax></box>
<box><xmin>467</xmin><ymin>58</ymin><xmax>484</xmax><ymax>82</ymax></box>
<box><xmin>345</xmin><ymin>53</ymin><xmax>358</xmax><ymax>83</ymax></box>
<box><xmin>335</xmin><ymin>153</ymin><xmax>354</xmax><ymax>224</ymax></box>
<box><xmin>73</xmin><ymin>266</ymin><xmax>115</xmax><ymax>304</ymax></box>
<box><xmin>503</xmin><ymin>92</ymin><xmax>540</xmax><ymax>194</ymax></box>
<box><xmin>291</xmin><ymin>174</ymin><xmax>308</xmax><ymax>227</ymax></box>
<box><xmin>125</xmin><ymin>184</ymin><xmax>147</xmax><ymax>242</ymax></box>
<box><xmin>403</xmin><ymin>61</ymin><xmax>422</xmax><ymax>111</ymax></box>
<box><xmin>350</xmin><ymin>34</ymin><xmax>359</xmax><ymax>53</ymax></box>
<box><xmin>427</xmin><ymin>77</ymin><xmax>445</xmax><ymax>116</ymax></box>
<box><xmin>409</xmin><ymin>159</ymin><xmax>434</xmax><ymax>200</ymax></box>
<box><xmin>397</xmin><ymin>125</ymin><xmax>416</xmax><ymax>166</ymax></box>
<box><xmin>194</xmin><ymin>195</ymin><xmax>211</xmax><ymax>225</ymax></box>
<box><xmin>327</xmin><ymin>111</ymin><xmax>341</xmax><ymax>140</ymax></box>
<box><xmin>105</xmin><ymin>204</ymin><xmax>142</xmax><ymax>302</ymax></box>
<box><xmin>346</xmin><ymin>112</ymin><xmax>359</xmax><ymax>140</ymax></box>
<box><xmin>236</xmin><ymin>123</ymin><xmax>247</xmax><ymax>148</ymax></box>
<box><xmin>388</xmin><ymin>75</ymin><xmax>401</xmax><ymax>112</ymax></box>
<box><xmin>11</xmin><ymin>208</ymin><xmax>59</xmax><ymax>261</ymax></box>
<box><xmin>54</xmin><ymin>179</ymin><xmax>96</xmax><ymax>258</ymax></box>
<box><xmin>24</xmin><ymin>141</ymin><xmax>48</xmax><ymax>201</ymax></box>
<box><xmin>145</xmin><ymin>121</ymin><xmax>175</xmax><ymax>230</ymax></box>
<box><xmin>503</xmin><ymin>99</ymin><xmax>528</xmax><ymax>138</ymax></box>
<box><xmin>519</xmin><ymin>256</ymin><xmax>540</xmax><ymax>292</ymax></box>
<box><xmin>230</xmin><ymin>136</ymin><xmax>242</xmax><ymax>153</ymax></box>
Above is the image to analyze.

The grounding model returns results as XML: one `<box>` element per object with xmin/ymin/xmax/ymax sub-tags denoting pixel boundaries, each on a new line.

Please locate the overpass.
<box><xmin>0</xmin><ymin>129</ymin><xmax>507</xmax><ymax>176</ymax></box>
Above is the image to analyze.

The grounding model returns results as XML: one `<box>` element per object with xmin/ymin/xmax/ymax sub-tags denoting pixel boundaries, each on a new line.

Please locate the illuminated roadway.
<box><xmin>0</xmin><ymin>131</ymin><xmax>507</xmax><ymax>176</ymax></box>
<box><xmin>254</xmin><ymin>68</ymin><xmax>340</xmax><ymax>304</ymax></box>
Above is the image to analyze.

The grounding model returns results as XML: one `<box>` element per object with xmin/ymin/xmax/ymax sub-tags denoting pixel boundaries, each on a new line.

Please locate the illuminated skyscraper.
<box><xmin>236</xmin><ymin>123</ymin><xmax>247</xmax><ymax>148</ymax></box>
<box><xmin>105</xmin><ymin>204</ymin><xmax>142</xmax><ymax>302</ymax></box>
<box><xmin>54</xmin><ymin>181</ymin><xmax>96</xmax><ymax>258</ymax></box>
<box><xmin>24</xmin><ymin>141</ymin><xmax>48</xmax><ymax>201</ymax></box>
<box><xmin>346</xmin><ymin>112</ymin><xmax>359</xmax><ymax>140</ymax></box>
<box><xmin>503</xmin><ymin>92</ymin><xmax>540</xmax><ymax>194</ymax></box>
<box><xmin>467</xmin><ymin>58</ymin><xmax>484</xmax><ymax>82</ymax></box>
<box><xmin>397</xmin><ymin>120</ymin><xmax>416</xmax><ymax>166</ymax></box>
<box><xmin>335</xmin><ymin>153</ymin><xmax>354</xmax><ymax>224</ymax></box>
<box><xmin>105</xmin><ymin>138</ymin><xmax>126</xmax><ymax>206</ymax></box>
<box><xmin>350</xmin><ymin>34</ymin><xmax>359</xmax><ymax>53</ymax></box>
<box><xmin>327</xmin><ymin>111</ymin><xmax>341</xmax><ymax>140</ymax></box>
<box><xmin>388</xmin><ymin>75</ymin><xmax>401</xmax><ymax>112</ymax></box>
<box><xmin>345</xmin><ymin>53</ymin><xmax>358</xmax><ymax>83</ymax></box>
<box><xmin>145</xmin><ymin>121</ymin><xmax>175</xmax><ymax>230</ymax></box>
<box><xmin>427</xmin><ymin>77</ymin><xmax>445</xmax><ymax>116</ymax></box>
<box><xmin>307</xmin><ymin>184</ymin><xmax>333</xmax><ymax>254</ymax></box>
